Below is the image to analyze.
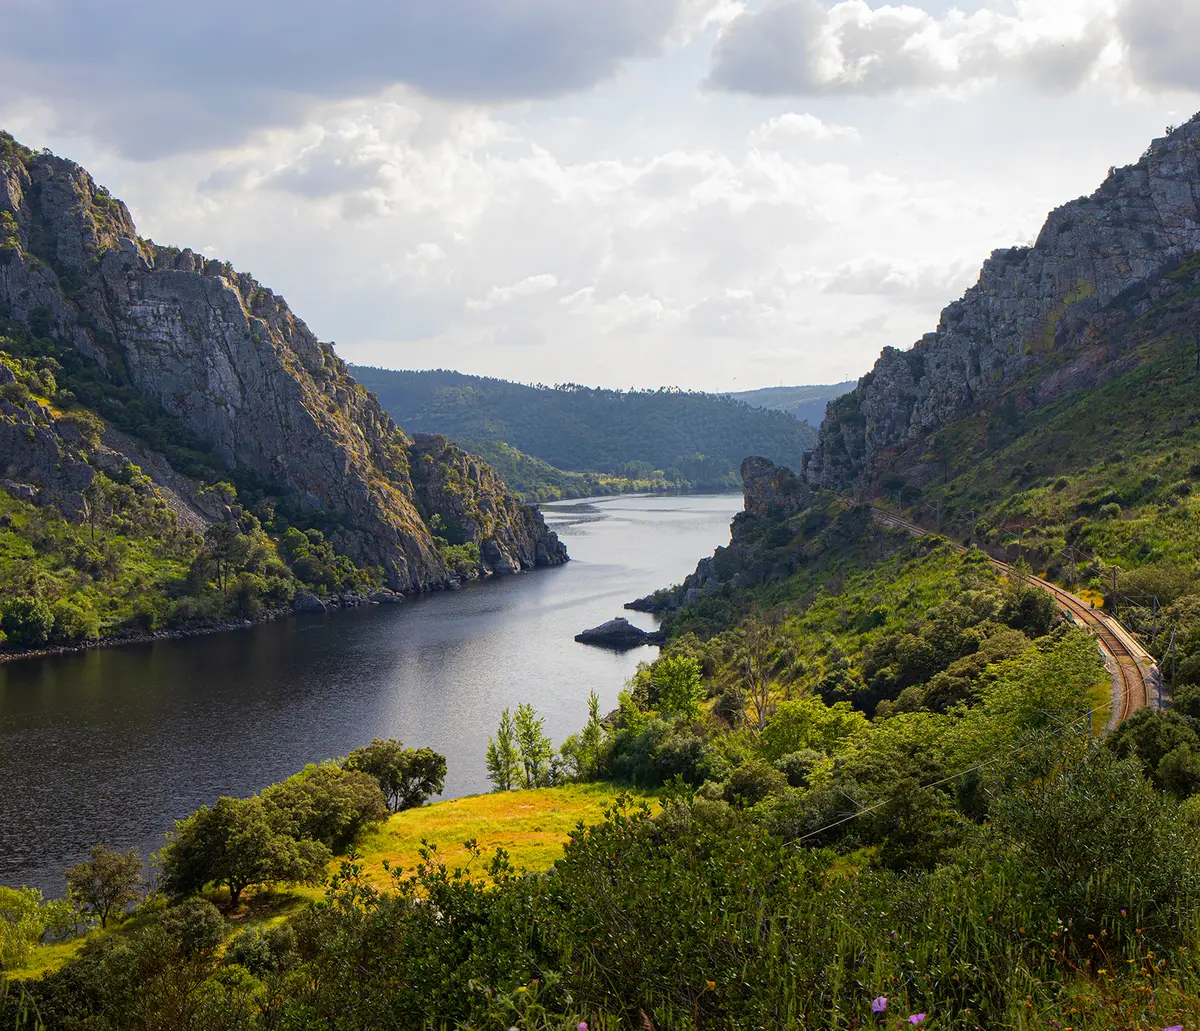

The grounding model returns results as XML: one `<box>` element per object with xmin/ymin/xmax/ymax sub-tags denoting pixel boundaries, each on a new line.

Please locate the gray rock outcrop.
<box><xmin>0</xmin><ymin>133</ymin><xmax>567</xmax><ymax>589</ymax></box>
<box><xmin>806</xmin><ymin>113</ymin><xmax>1200</xmax><ymax>491</ymax></box>
<box><xmin>575</xmin><ymin>617</ymin><xmax>662</xmax><ymax>650</ymax></box>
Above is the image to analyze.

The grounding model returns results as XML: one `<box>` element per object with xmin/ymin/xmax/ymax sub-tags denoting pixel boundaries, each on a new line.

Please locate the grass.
<box><xmin>353</xmin><ymin>782</ymin><xmax>650</xmax><ymax>883</ymax></box>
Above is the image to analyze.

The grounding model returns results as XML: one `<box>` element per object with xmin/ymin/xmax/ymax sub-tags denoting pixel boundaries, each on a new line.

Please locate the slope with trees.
<box><xmin>351</xmin><ymin>366</ymin><xmax>816</xmax><ymax>497</ymax></box>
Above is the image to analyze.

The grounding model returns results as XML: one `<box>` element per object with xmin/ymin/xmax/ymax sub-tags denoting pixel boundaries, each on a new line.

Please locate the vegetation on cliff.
<box><xmin>351</xmin><ymin>366</ymin><xmax>815</xmax><ymax>497</ymax></box>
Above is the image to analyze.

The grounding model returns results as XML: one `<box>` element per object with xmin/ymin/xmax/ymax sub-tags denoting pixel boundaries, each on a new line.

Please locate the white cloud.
<box><xmin>707</xmin><ymin>0</ymin><xmax>1123</xmax><ymax>98</ymax></box>
<box><xmin>468</xmin><ymin>274</ymin><xmax>561</xmax><ymax>311</ymax></box>
<box><xmin>750</xmin><ymin>113</ymin><xmax>860</xmax><ymax>145</ymax></box>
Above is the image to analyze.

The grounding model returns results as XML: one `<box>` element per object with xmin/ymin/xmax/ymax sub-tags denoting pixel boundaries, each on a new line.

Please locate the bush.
<box><xmin>774</xmin><ymin>749</ymin><xmax>822</xmax><ymax>788</ymax></box>
<box><xmin>50</xmin><ymin>599</ymin><xmax>100</xmax><ymax>645</ymax></box>
<box><xmin>1099</xmin><ymin>502</ymin><xmax>1122</xmax><ymax>519</ymax></box>
<box><xmin>156</xmin><ymin>898</ymin><xmax>226</xmax><ymax>957</ymax></box>
<box><xmin>1</xmin><ymin>596</ymin><xmax>54</xmax><ymax>649</ymax></box>
<box><xmin>224</xmin><ymin>923</ymin><xmax>297</xmax><ymax>977</ymax></box>
<box><xmin>724</xmin><ymin>760</ymin><xmax>789</xmax><ymax>808</ymax></box>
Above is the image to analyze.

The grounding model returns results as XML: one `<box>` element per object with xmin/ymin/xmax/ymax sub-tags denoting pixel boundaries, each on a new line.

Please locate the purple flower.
<box><xmin>1164</xmin><ymin>1026</ymin><xmax>1182</xmax><ymax>1031</ymax></box>
<box><xmin>578</xmin><ymin>1024</ymin><xmax>588</xmax><ymax>1031</ymax></box>
<box><xmin>909</xmin><ymin>1016</ymin><xmax>927</xmax><ymax>1026</ymax></box>
<box><xmin>872</xmin><ymin>997</ymin><xmax>888</xmax><ymax>1014</ymax></box>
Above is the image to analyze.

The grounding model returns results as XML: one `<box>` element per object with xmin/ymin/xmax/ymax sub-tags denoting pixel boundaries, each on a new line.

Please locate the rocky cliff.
<box><xmin>0</xmin><ymin>133</ymin><xmax>565</xmax><ymax>590</ymax></box>
<box><xmin>806</xmin><ymin>113</ymin><xmax>1200</xmax><ymax>492</ymax></box>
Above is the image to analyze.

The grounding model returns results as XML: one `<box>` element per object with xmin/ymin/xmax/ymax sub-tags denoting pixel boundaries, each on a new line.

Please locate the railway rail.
<box><xmin>871</xmin><ymin>507</ymin><xmax>1156</xmax><ymax>726</ymax></box>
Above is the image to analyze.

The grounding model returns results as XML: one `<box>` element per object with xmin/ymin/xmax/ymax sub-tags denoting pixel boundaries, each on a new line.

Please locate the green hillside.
<box><xmin>730</xmin><ymin>381</ymin><xmax>856</xmax><ymax>425</ymax></box>
<box><xmin>351</xmin><ymin>367</ymin><xmax>816</xmax><ymax>479</ymax></box>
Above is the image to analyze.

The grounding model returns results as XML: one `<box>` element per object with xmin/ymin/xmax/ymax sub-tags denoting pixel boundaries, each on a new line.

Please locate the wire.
<box><xmin>792</xmin><ymin>693</ymin><xmax>1116</xmax><ymax>845</ymax></box>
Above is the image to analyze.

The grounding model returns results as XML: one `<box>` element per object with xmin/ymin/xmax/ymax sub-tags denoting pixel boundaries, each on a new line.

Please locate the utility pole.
<box><xmin>1152</xmin><ymin>595</ymin><xmax>1159</xmax><ymax>648</ymax></box>
<box><xmin>1111</xmin><ymin>567</ymin><xmax>1118</xmax><ymax>616</ymax></box>
<box><xmin>1066</xmin><ymin>545</ymin><xmax>1077</xmax><ymax>588</ymax></box>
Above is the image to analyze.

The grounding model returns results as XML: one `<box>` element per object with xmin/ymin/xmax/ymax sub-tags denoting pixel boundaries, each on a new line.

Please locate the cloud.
<box><xmin>1117</xmin><ymin>0</ymin><xmax>1200</xmax><ymax>94</ymax></box>
<box><xmin>818</xmin><ymin>254</ymin><xmax>977</xmax><ymax>301</ymax></box>
<box><xmin>749</xmin><ymin>113</ymin><xmax>860</xmax><ymax>146</ymax></box>
<box><xmin>468</xmin><ymin>274</ymin><xmax>560</xmax><ymax>311</ymax></box>
<box><xmin>0</xmin><ymin>0</ymin><xmax>715</xmax><ymax>158</ymax></box>
<box><xmin>706</xmin><ymin>0</ymin><xmax>1118</xmax><ymax>98</ymax></box>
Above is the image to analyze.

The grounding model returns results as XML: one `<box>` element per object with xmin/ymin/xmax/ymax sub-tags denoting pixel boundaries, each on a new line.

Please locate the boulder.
<box><xmin>292</xmin><ymin>593</ymin><xmax>327</xmax><ymax>614</ymax></box>
<box><xmin>574</xmin><ymin>616</ymin><xmax>662</xmax><ymax>651</ymax></box>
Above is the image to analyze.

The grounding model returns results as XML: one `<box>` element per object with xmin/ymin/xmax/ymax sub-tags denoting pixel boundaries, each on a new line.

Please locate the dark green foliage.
<box><xmin>343</xmin><ymin>739</ymin><xmax>447</xmax><ymax>812</ymax></box>
<box><xmin>352</xmin><ymin>365</ymin><xmax>815</xmax><ymax>481</ymax></box>
<box><xmin>1104</xmin><ymin>708</ymin><xmax>1200</xmax><ymax>797</ymax></box>
<box><xmin>260</xmin><ymin>763</ymin><xmax>389</xmax><ymax>852</ymax></box>
<box><xmin>158</xmin><ymin>796</ymin><xmax>330</xmax><ymax>907</ymax></box>
<box><xmin>156</xmin><ymin>898</ymin><xmax>226</xmax><ymax>958</ymax></box>
<box><xmin>1</xmin><ymin>596</ymin><xmax>54</xmax><ymax>648</ymax></box>
<box><xmin>723</xmin><ymin>759</ymin><xmax>788</xmax><ymax>807</ymax></box>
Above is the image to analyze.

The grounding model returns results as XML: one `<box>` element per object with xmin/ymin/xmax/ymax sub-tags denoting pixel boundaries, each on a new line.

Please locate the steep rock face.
<box><xmin>408</xmin><ymin>434</ymin><xmax>567</xmax><ymax>575</ymax></box>
<box><xmin>0</xmin><ymin>134</ymin><xmax>565</xmax><ymax>589</ymax></box>
<box><xmin>807</xmin><ymin>113</ymin><xmax>1200</xmax><ymax>490</ymax></box>
<box><xmin>741</xmin><ymin>455</ymin><xmax>811</xmax><ymax>520</ymax></box>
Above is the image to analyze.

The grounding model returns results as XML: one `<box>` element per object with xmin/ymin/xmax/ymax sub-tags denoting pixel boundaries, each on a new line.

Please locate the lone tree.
<box><xmin>158</xmin><ymin>796</ymin><xmax>328</xmax><ymax>908</ymax></box>
<box><xmin>343</xmin><ymin>740</ymin><xmax>447</xmax><ymax>813</ymax></box>
<box><xmin>65</xmin><ymin>843</ymin><xmax>144</xmax><ymax>928</ymax></box>
<box><xmin>513</xmin><ymin>702</ymin><xmax>553</xmax><ymax>788</ymax></box>
<box><xmin>486</xmin><ymin>709</ymin><xmax>521</xmax><ymax>792</ymax></box>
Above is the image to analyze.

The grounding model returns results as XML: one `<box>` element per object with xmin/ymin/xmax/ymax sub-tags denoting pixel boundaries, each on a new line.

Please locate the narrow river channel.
<box><xmin>0</xmin><ymin>493</ymin><xmax>740</xmax><ymax>893</ymax></box>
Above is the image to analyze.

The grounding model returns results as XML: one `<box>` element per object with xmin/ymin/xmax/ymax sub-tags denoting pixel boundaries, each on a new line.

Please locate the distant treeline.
<box><xmin>351</xmin><ymin>367</ymin><xmax>816</xmax><ymax>479</ymax></box>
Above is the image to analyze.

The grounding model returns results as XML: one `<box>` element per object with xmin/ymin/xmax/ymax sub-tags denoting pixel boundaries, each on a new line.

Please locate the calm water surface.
<box><xmin>0</xmin><ymin>493</ymin><xmax>739</xmax><ymax>893</ymax></box>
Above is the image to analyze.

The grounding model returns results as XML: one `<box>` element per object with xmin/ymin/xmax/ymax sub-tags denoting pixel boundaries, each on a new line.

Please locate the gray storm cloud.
<box><xmin>0</xmin><ymin>0</ymin><xmax>693</xmax><ymax>157</ymax></box>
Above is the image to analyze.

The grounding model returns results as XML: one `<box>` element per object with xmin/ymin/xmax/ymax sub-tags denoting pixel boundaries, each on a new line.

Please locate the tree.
<box><xmin>202</xmin><ymin>522</ymin><xmax>253</xmax><ymax>593</ymax></box>
<box><xmin>344</xmin><ymin>739</ymin><xmax>447</xmax><ymax>812</ymax></box>
<box><xmin>261</xmin><ymin>763</ymin><xmax>389</xmax><ymax>851</ymax></box>
<box><xmin>158</xmin><ymin>796</ymin><xmax>329</xmax><ymax>908</ymax></box>
<box><xmin>514</xmin><ymin>702</ymin><xmax>554</xmax><ymax>788</ymax></box>
<box><xmin>486</xmin><ymin>708</ymin><xmax>521</xmax><ymax>792</ymax></box>
<box><xmin>561</xmin><ymin>691</ymin><xmax>606</xmax><ymax>781</ymax></box>
<box><xmin>738</xmin><ymin>616</ymin><xmax>780</xmax><ymax>731</ymax></box>
<box><xmin>1</xmin><ymin>596</ymin><xmax>54</xmax><ymax>649</ymax></box>
<box><xmin>647</xmin><ymin>656</ymin><xmax>704</xmax><ymax>719</ymax></box>
<box><xmin>65</xmin><ymin>843</ymin><xmax>144</xmax><ymax>928</ymax></box>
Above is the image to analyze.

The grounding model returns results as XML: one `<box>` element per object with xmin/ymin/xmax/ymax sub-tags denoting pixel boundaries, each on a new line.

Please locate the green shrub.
<box><xmin>1</xmin><ymin>596</ymin><xmax>54</xmax><ymax>649</ymax></box>
<box><xmin>50</xmin><ymin>599</ymin><xmax>100</xmax><ymax>645</ymax></box>
<box><xmin>1099</xmin><ymin>501</ymin><xmax>1122</xmax><ymax>519</ymax></box>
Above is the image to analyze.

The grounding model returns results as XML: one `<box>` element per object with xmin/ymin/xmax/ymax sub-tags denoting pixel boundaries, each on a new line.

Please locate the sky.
<box><xmin>1</xmin><ymin>0</ymin><xmax>1197</xmax><ymax>392</ymax></box>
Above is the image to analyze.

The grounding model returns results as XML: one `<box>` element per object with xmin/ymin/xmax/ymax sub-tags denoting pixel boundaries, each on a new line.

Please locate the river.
<box><xmin>0</xmin><ymin>493</ymin><xmax>740</xmax><ymax>894</ymax></box>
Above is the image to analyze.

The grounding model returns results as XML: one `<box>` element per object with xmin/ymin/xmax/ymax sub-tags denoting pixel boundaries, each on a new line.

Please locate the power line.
<box><xmin>793</xmin><ymin>695</ymin><xmax>1117</xmax><ymax>845</ymax></box>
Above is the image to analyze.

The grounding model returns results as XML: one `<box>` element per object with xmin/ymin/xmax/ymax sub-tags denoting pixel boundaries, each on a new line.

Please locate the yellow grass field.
<box><xmin>353</xmin><ymin>782</ymin><xmax>649</xmax><ymax>885</ymax></box>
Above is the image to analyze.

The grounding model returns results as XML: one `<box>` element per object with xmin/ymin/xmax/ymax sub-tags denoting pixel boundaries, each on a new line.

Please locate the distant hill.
<box><xmin>351</xmin><ymin>368</ymin><xmax>817</xmax><ymax>490</ymax></box>
<box><xmin>729</xmin><ymin>382</ymin><xmax>856</xmax><ymax>425</ymax></box>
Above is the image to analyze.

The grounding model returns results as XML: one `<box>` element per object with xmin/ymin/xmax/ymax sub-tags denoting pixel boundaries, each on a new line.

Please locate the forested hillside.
<box><xmin>351</xmin><ymin>367</ymin><xmax>815</xmax><ymax>493</ymax></box>
<box><xmin>729</xmin><ymin>380</ymin><xmax>855</xmax><ymax>425</ymax></box>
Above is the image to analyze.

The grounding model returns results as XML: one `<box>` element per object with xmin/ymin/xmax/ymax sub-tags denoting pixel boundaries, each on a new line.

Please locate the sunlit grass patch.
<box><xmin>354</xmin><ymin>782</ymin><xmax>651</xmax><ymax>884</ymax></box>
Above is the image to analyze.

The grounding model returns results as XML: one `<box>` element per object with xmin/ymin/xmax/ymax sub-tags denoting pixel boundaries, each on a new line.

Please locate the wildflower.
<box><xmin>909</xmin><ymin>1016</ymin><xmax>927</xmax><ymax>1025</ymax></box>
<box><xmin>706</xmin><ymin>980</ymin><xmax>715</xmax><ymax>991</ymax></box>
<box><xmin>516</xmin><ymin>986</ymin><xmax>528</xmax><ymax>993</ymax></box>
<box><xmin>872</xmin><ymin>996</ymin><xmax>888</xmax><ymax>1013</ymax></box>
<box><xmin>1164</xmin><ymin>1026</ymin><xmax>1183</xmax><ymax>1031</ymax></box>
<box><xmin>579</xmin><ymin>1024</ymin><xmax>588</xmax><ymax>1031</ymax></box>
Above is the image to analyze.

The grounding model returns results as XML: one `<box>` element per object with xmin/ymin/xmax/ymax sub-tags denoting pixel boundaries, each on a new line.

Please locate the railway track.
<box><xmin>871</xmin><ymin>508</ymin><xmax>1155</xmax><ymax>726</ymax></box>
